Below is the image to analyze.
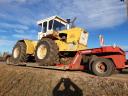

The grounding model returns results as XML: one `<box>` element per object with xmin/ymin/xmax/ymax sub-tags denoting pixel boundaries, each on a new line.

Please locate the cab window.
<box><xmin>53</xmin><ymin>20</ymin><xmax>66</xmax><ymax>31</ymax></box>
<box><xmin>48</xmin><ymin>20</ymin><xmax>53</xmax><ymax>30</ymax></box>
<box><xmin>43</xmin><ymin>22</ymin><xmax>47</xmax><ymax>32</ymax></box>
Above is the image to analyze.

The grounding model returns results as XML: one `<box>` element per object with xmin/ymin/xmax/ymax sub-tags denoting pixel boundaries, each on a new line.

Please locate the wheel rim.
<box><xmin>37</xmin><ymin>44</ymin><xmax>47</xmax><ymax>59</ymax></box>
<box><xmin>95</xmin><ymin>62</ymin><xmax>107</xmax><ymax>73</ymax></box>
<box><xmin>13</xmin><ymin>47</ymin><xmax>20</xmax><ymax>58</ymax></box>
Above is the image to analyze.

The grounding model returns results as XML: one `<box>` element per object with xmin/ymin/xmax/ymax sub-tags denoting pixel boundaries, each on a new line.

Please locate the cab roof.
<box><xmin>37</xmin><ymin>16</ymin><xmax>68</xmax><ymax>25</ymax></box>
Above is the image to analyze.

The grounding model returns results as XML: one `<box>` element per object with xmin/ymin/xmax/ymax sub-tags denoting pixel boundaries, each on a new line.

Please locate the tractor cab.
<box><xmin>37</xmin><ymin>16</ymin><xmax>69</xmax><ymax>40</ymax></box>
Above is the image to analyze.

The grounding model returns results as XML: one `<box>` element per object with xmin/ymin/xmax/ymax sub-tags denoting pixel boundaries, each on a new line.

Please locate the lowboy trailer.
<box><xmin>7</xmin><ymin>46</ymin><xmax>128</xmax><ymax>77</ymax></box>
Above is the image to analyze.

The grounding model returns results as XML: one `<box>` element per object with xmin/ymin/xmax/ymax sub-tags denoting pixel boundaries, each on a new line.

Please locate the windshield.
<box><xmin>53</xmin><ymin>20</ymin><xmax>66</xmax><ymax>31</ymax></box>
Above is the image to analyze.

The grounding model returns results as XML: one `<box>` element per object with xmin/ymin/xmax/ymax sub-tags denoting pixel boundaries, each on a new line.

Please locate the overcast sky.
<box><xmin>0</xmin><ymin>0</ymin><xmax>127</xmax><ymax>53</ymax></box>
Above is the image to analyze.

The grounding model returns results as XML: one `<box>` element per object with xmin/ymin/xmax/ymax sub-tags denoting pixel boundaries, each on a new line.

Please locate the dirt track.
<box><xmin>0</xmin><ymin>63</ymin><xmax>128</xmax><ymax>96</ymax></box>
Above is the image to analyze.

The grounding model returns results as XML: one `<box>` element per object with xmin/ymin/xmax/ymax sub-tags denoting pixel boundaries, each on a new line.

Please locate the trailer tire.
<box><xmin>35</xmin><ymin>38</ymin><xmax>59</xmax><ymax>66</ymax></box>
<box><xmin>92</xmin><ymin>58</ymin><xmax>114</xmax><ymax>77</ymax></box>
<box><xmin>12</xmin><ymin>42</ymin><xmax>27</xmax><ymax>64</ymax></box>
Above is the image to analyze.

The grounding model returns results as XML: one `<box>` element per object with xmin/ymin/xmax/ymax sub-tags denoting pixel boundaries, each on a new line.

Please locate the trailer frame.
<box><xmin>6</xmin><ymin>46</ymin><xmax>128</xmax><ymax>76</ymax></box>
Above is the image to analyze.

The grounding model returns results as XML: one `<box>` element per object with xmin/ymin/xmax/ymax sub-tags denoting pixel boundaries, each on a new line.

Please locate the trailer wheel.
<box><xmin>35</xmin><ymin>38</ymin><xmax>59</xmax><ymax>66</ymax></box>
<box><xmin>92</xmin><ymin>58</ymin><xmax>114</xmax><ymax>76</ymax></box>
<box><xmin>12</xmin><ymin>42</ymin><xmax>27</xmax><ymax>63</ymax></box>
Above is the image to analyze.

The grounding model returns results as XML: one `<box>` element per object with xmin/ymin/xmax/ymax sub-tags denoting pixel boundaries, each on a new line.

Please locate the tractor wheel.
<box><xmin>35</xmin><ymin>38</ymin><xmax>59</xmax><ymax>66</ymax></box>
<box><xmin>92</xmin><ymin>58</ymin><xmax>115</xmax><ymax>77</ymax></box>
<box><xmin>12</xmin><ymin>42</ymin><xmax>27</xmax><ymax>64</ymax></box>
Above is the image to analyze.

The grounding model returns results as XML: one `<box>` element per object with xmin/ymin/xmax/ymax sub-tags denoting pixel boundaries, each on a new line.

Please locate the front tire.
<box><xmin>12</xmin><ymin>42</ymin><xmax>27</xmax><ymax>63</ymax></box>
<box><xmin>92</xmin><ymin>58</ymin><xmax>115</xmax><ymax>77</ymax></box>
<box><xmin>35</xmin><ymin>38</ymin><xmax>59</xmax><ymax>66</ymax></box>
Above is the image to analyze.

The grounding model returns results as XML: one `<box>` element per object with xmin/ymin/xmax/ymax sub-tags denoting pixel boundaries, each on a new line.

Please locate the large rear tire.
<box><xmin>92</xmin><ymin>58</ymin><xmax>115</xmax><ymax>77</ymax></box>
<box><xmin>12</xmin><ymin>42</ymin><xmax>27</xmax><ymax>63</ymax></box>
<box><xmin>35</xmin><ymin>38</ymin><xmax>59</xmax><ymax>66</ymax></box>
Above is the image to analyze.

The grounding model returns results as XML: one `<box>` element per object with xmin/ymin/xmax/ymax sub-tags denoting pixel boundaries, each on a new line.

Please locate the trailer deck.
<box><xmin>26</xmin><ymin>63</ymin><xmax>69</xmax><ymax>70</ymax></box>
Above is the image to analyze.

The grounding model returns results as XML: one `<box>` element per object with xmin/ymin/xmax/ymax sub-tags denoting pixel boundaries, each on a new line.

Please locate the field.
<box><xmin>0</xmin><ymin>62</ymin><xmax>128</xmax><ymax>96</ymax></box>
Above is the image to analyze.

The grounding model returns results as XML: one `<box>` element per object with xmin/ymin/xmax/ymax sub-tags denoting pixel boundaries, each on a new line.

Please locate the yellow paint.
<box><xmin>55</xmin><ymin>40</ymin><xmax>87</xmax><ymax>51</ymax></box>
<box><xmin>55</xmin><ymin>40</ymin><xmax>69</xmax><ymax>51</ymax></box>
<box><xmin>77</xmin><ymin>44</ymin><xmax>88</xmax><ymax>50</ymax></box>
<box><xmin>59</xmin><ymin>27</ymin><xmax>82</xmax><ymax>43</ymax></box>
<box><xmin>55</xmin><ymin>27</ymin><xmax>88</xmax><ymax>51</ymax></box>
<box><xmin>18</xmin><ymin>40</ymin><xmax>37</xmax><ymax>54</ymax></box>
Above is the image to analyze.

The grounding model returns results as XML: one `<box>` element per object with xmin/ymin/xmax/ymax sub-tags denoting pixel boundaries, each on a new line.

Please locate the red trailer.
<box><xmin>6</xmin><ymin>46</ymin><xmax>128</xmax><ymax>77</ymax></box>
<box><xmin>63</xmin><ymin>46</ymin><xmax>128</xmax><ymax>76</ymax></box>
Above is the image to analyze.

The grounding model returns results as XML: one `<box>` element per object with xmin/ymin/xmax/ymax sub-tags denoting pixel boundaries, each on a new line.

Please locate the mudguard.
<box><xmin>18</xmin><ymin>40</ymin><xmax>37</xmax><ymax>55</ymax></box>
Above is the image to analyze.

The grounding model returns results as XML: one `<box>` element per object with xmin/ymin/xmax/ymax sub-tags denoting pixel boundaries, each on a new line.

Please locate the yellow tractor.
<box><xmin>12</xmin><ymin>16</ymin><xmax>88</xmax><ymax>66</ymax></box>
